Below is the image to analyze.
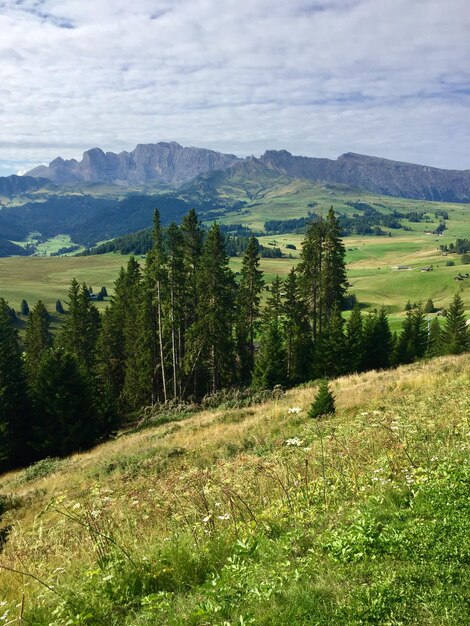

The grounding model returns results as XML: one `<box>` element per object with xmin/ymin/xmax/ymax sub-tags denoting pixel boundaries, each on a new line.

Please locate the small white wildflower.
<box><xmin>90</xmin><ymin>509</ymin><xmax>100</xmax><ymax>518</ymax></box>
<box><xmin>284</xmin><ymin>437</ymin><xmax>302</xmax><ymax>447</ymax></box>
<box><xmin>202</xmin><ymin>515</ymin><xmax>212</xmax><ymax>523</ymax></box>
<box><xmin>288</xmin><ymin>407</ymin><xmax>302</xmax><ymax>414</ymax></box>
<box><xmin>217</xmin><ymin>513</ymin><xmax>230</xmax><ymax>520</ymax></box>
<box><xmin>72</xmin><ymin>502</ymin><xmax>81</xmax><ymax>510</ymax></box>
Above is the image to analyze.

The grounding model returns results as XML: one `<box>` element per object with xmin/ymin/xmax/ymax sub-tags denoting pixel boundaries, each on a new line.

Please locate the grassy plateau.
<box><xmin>0</xmin><ymin>354</ymin><xmax>469</xmax><ymax>624</ymax></box>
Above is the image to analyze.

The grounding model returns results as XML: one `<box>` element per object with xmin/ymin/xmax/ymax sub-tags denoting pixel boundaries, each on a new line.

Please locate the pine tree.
<box><xmin>0</xmin><ymin>299</ymin><xmax>32</xmax><ymax>469</ymax></box>
<box><xmin>424</xmin><ymin>298</ymin><xmax>435</xmax><ymax>313</ymax></box>
<box><xmin>308</xmin><ymin>380</ymin><xmax>335</xmax><ymax>418</ymax></box>
<box><xmin>24</xmin><ymin>300</ymin><xmax>51</xmax><ymax>380</ymax></box>
<box><xmin>345</xmin><ymin>303</ymin><xmax>363</xmax><ymax>372</ymax></box>
<box><xmin>55</xmin><ymin>299</ymin><xmax>65</xmax><ymax>314</ymax></box>
<box><xmin>145</xmin><ymin>209</ymin><xmax>169</xmax><ymax>403</ymax></box>
<box><xmin>314</xmin><ymin>305</ymin><xmax>347</xmax><ymax>379</ymax></box>
<box><xmin>264</xmin><ymin>275</ymin><xmax>284</xmax><ymax>325</ymax></box>
<box><xmin>322</xmin><ymin>207</ymin><xmax>347</xmax><ymax>326</ymax></box>
<box><xmin>362</xmin><ymin>307</ymin><xmax>393</xmax><ymax>371</ymax></box>
<box><xmin>411</xmin><ymin>304</ymin><xmax>428</xmax><ymax>359</ymax></box>
<box><xmin>440</xmin><ymin>292</ymin><xmax>469</xmax><ymax>355</ymax></box>
<box><xmin>167</xmin><ymin>222</ymin><xmax>186</xmax><ymax>398</ymax></box>
<box><xmin>188</xmin><ymin>223</ymin><xmax>236</xmax><ymax>396</ymax></box>
<box><xmin>180</xmin><ymin>209</ymin><xmax>205</xmax><ymax>398</ymax></box>
<box><xmin>282</xmin><ymin>267</ymin><xmax>311</xmax><ymax>384</ymax></box>
<box><xmin>298</xmin><ymin>218</ymin><xmax>325</xmax><ymax>340</ymax></box>
<box><xmin>20</xmin><ymin>299</ymin><xmax>29</xmax><ymax>316</ymax></box>
<box><xmin>235</xmin><ymin>235</ymin><xmax>264</xmax><ymax>385</ymax></box>
<box><xmin>59</xmin><ymin>279</ymin><xmax>101</xmax><ymax>373</ymax></box>
<box><xmin>252</xmin><ymin>320</ymin><xmax>287</xmax><ymax>390</ymax></box>
<box><xmin>31</xmin><ymin>348</ymin><xmax>97</xmax><ymax>458</ymax></box>
<box><xmin>426</xmin><ymin>316</ymin><xmax>442</xmax><ymax>358</ymax></box>
<box><xmin>394</xmin><ymin>310</ymin><xmax>415</xmax><ymax>365</ymax></box>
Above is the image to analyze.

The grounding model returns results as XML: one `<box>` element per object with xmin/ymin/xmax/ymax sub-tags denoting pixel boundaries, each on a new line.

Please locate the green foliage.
<box><xmin>308</xmin><ymin>380</ymin><xmax>335</xmax><ymax>418</ymax></box>
<box><xmin>424</xmin><ymin>297</ymin><xmax>435</xmax><ymax>313</ymax></box>
<box><xmin>440</xmin><ymin>292</ymin><xmax>469</xmax><ymax>355</ymax></box>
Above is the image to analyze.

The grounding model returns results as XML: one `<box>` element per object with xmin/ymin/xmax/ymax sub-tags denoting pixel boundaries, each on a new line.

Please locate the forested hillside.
<box><xmin>0</xmin><ymin>208</ymin><xmax>468</xmax><ymax>474</ymax></box>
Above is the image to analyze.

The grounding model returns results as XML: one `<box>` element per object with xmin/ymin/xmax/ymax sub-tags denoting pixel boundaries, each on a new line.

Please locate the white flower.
<box><xmin>284</xmin><ymin>437</ymin><xmax>302</xmax><ymax>447</ymax></box>
<box><xmin>202</xmin><ymin>515</ymin><xmax>212</xmax><ymax>523</ymax></box>
<box><xmin>288</xmin><ymin>407</ymin><xmax>302</xmax><ymax>414</ymax></box>
<box><xmin>217</xmin><ymin>513</ymin><xmax>230</xmax><ymax>520</ymax></box>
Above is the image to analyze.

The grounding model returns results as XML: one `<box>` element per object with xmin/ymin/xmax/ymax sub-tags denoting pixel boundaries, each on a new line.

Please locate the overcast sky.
<box><xmin>1</xmin><ymin>0</ymin><xmax>469</xmax><ymax>176</ymax></box>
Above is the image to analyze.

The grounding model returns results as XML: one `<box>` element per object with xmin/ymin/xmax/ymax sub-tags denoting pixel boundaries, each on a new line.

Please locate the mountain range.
<box><xmin>21</xmin><ymin>141</ymin><xmax>470</xmax><ymax>203</ymax></box>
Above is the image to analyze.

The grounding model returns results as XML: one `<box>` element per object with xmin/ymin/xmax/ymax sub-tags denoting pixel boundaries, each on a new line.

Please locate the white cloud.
<box><xmin>0</xmin><ymin>0</ymin><xmax>469</xmax><ymax>173</ymax></box>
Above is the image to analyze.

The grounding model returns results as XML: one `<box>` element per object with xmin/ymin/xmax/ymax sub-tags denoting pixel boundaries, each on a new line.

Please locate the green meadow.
<box><xmin>1</xmin><ymin>181</ymin><xmax>469</xmax><ymax>332</ymax></box>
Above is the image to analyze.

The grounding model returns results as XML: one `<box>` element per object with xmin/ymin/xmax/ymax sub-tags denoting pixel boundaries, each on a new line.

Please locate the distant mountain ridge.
<box><xmin>27</xmin><ymin>141</ymin><xmax>240</xmax><ymax>186</ymax></box>
<box><xmin>24</xmin><ymin>142</ymin><xmax>470</xmax><ymax>203</ymax></box>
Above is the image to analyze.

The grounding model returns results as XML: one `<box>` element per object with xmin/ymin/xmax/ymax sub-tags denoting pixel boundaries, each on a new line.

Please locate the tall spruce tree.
<box><xmin>235</xmin><ymin>235</ymin><xmax>264</xmax><ymax>385</ymax></box>
<box><xmin>31</xmin><ymin>348</ymin><xmax>97</xmax><ymax>458</ymax></box>
<box><xmin>0</xmin><ymin>299</ymin><xmax>32</xmax><ymax>470</ymax></box>
<box><xmin>282</xmin><ymin>267</ymin><xmax>311</xmax><ymax>384</ymax></box>
<box><xmin>145</xmin><ymin>209</ymin><xmax>169</xmax><ymax>403</ymax></box>
<box><xmin>188</xmin><ymin>223</ymin><xmax>236</xmax><ymax>396</ymax></box>
<box><xmin>314</xmin><ymin>305</ymin><xmax>347</xmax><ymax>379</ymax></box>
<box><xmin>252</xmin><ymin>320</ymin><xmax>288</xmax><ymax>390</ymax></box>
<box><xmin>322</xmin><ymin>207</ymin><xmax>347</xmax><ymax>326</ymax></box>
<box><xmin>440</xmin><ymin>292</ymin><xmax>469</xmax><ymax>355</ymax></box>
<box><xmin>167</xmin><ymin>222</ymin><xmax>186</xmax><ymax>398</ymax></box>
<box><xmin>345</xmin><ymin>303</ymin><xmax>364</xmax><ymax>372</ymax></box>
<box><xmin>426</xmin><ymin>316</ymin><xmax>442</xmax><ymax>358</ymax></box>
<box><xmin>59</xmin><ymin>279</ymin><xmax>101</xmax><ymax>373</ymax></box>
<box><xmin>24</xmin><ymin>300</ymin><xmax>51</xmax><ymax>381</ymax></box>
<box><xmin>180</xmin><ymin>209</ymin><xmax>205</xmax><ymax>398</ymax></box>
<box><xmin>298</xmin><ymin>217</ymin><xmax>325</xmax><ymax>340</ymax></box>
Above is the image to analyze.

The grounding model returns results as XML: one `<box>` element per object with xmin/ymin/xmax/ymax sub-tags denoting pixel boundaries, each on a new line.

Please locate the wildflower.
<box><xmin>284</xmin><ymin>437</ymin><xmax>302</xmax><ymax>447</ymax></box>
<box><xmin>288</xmin><ymin>407</ymin><xmax>302</xmax><ymax>414</ymax></box>
<box><xmin>202</xmin><ymin>515</ymin><xmax>212</xmax><ymax>523</ymax></box>
<box><xmin>217</xmin><ymin>513</ymin><xmax>230</xmax><ymax>520</ymax></box>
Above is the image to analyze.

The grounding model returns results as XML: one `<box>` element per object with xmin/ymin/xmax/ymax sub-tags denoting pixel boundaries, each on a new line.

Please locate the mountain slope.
<box><xmin>1</xmin><ymin>355</ymin><xmax>469</xmax><ymax>624</ymax></box>
<box><xmin>27</xmin><ymin>142</ymin><xmax>240</xmax><ymax>186</ymax></box>
<box><xmin>260</xmin><ymin>150</ymin><xmax>470</xmax><ymax>202</ymax></box>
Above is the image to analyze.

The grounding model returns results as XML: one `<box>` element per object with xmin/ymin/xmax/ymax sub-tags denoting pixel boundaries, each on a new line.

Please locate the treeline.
<box><xmin>441</xmin><ymin>238</ymin><xmax>470</xmax><ymax>255</ymax></box>
<box><xmin>0</xmin><ymin>207</ymin><xmax>468</xmax><ymax>472</ymax></box>
<box><xmin>83</xmin><ymin>224</ymin><xmax>282</xmax><ymax>259</ymax></box>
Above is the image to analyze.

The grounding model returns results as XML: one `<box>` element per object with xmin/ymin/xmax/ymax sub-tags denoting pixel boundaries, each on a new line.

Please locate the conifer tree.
<box><xmin>24</xmin><ymin>300</ymin><xmax>51</xmax><ymax>380</ymax></box>
<box><xmin>188</xmin><ymin>223</ymin><xmax>236</xmax><ymax>395</ymax></box>
<box><xmin>394</xmin><ymin>309</ymin><xmax>415</xmax><ymax>365</ymax></box>
<box><xmin>264</xmin><ymin>275</ymin><xmax>284</xmax><ymax>325</ymax></box>
<box><xmin>59</xmin><ymin>279</ymin><xmax>101</xmax><ymax>373</ymax></box>
<box><xmin>180</xmin><ymin>209</ymin><xmax>205</xmax><ymax>398</ymax></box>
<box><xmin>145</xmin><ymin>209</ymin><xmax>169</xmax><ymax>403</ymax></box>
<box><xmin>308</xmin><ymin>380</ymin><xmax>335</xmax><ymax>418</ymax></box>
<box><xmin>252</xmin><ymin>320</ymin><xmax>288</xmax><ymax>390</ymax></box>
<box><xmin>235</xmin><ymin>235</ymin><xmax>264</xmax><ymax>385</ymax></box>
<box><xmin>20</xmin><ymin>299</ymin><xmax>29</xmax><ymax>316</ymax></box>
<box><xmin>424</xmin><ymin>298</ymin><xmax>435</xmax><ymax>313</ymax></box>
<box><xmin>440</xmin><ymin>292</ymin><xmax>469</xmax><ymax>354</ymax></box>
<box><xmin>322</xmin><ymin>207</ymin><xmax>347</xmax><ymax>325</ymax></box>
<box><xmin>55</xmin><ymin>299</ymin><xmax>65</xmax><ymax>314</ymax></box>
<box><xmin>298</xmin><ymin>218</ymin><xmax>325</xmax><ymax>340</ymax></box>
<box><xmin>31</xmin><ymin>348</ymin><xmax>97</xmax><ymax>458</ymax></box>
<box><xmin>167</xmin><ymin>222</ymin><xmax>186</xmax><ymax>398</ymax></box>
<box><xmin>362</xmin><ymin>307</ymin><xmax>393</xmax><ymax>371</ymax></box>
<box><xmin>0</xmin><ymin>299</ymin><xmax>32</xmax><ymax>469</ymax></box>
<box><xmin>426</xmin><ymin>316</ymin><xmax>442</xmax><ymax>358</ymax></box>
<box><xmin>282</xmin><ymin>267</ymin><xmax>311</xmax><ymax>384</ymax></box>
<box><xmin>314</xmin><ymin>305</ymin><xmax>347</xmax><ymax>379</ymax></box>
<box><xmin>345</xmin><ymin>303</ymin><xmax>363</xmax><ymax>372</ymax></box>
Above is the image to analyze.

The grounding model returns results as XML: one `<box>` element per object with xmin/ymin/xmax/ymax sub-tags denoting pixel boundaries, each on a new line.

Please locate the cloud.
<box><xmin>0</xmin><ymin>0</ymin><xmax>469</xmax><ymax>174</ymax></box>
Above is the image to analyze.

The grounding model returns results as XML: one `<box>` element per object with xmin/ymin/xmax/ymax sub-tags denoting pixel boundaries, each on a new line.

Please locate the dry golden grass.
<box><xmin>0</xmin><ymin>354</ymin><xmax>469</xmax><ymax>613</ymax></box>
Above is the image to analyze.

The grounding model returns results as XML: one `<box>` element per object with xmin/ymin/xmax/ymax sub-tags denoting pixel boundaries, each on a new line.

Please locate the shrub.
<box><xmin>446</xmin><ymin>260</ymin><xmax>455</xmax><ymax>267</ymax></box>
<box><xmin>308</xmin><ymin>380</ymin><xmax>335</xmax><ymax>418</ymax></box>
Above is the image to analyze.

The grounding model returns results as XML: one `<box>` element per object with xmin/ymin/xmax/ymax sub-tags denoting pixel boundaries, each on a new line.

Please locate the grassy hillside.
<box><xmin>1</xmin><ymin>355</ymin><xmax>469</xmax><ymax>624</ymax></box>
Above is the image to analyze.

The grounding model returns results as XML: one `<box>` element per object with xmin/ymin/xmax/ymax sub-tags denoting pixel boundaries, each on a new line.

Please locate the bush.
<box><xmin>462</xmin><ymin>254</ymin><xmax>470</xmax><ymax>265</ymax></box>
<box><xmin>446</xmin><ymin>260</ymin><xmax>455</xmax><ymax>267</ymax></box>
<box><xmin>308</xmin><ymin>380</ymin><xmax>335</xmax><ymax>418</ymax></box>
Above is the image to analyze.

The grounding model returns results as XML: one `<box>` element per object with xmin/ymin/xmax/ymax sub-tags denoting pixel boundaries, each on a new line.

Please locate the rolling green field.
<box><xmin>1</xmin><ymin>181</ymin><xmax>469</xmax><ymax>333</ymax></box>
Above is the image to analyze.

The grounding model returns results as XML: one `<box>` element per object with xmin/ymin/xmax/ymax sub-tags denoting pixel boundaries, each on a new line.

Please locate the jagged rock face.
<box><xmin>27</xmin><ymin>142</ymin><xmax>240</xmax><ymax>186</ymax></box>
<box><xmin>260</xmin><ymin>151</ymin><xmax>470</xmax><ymax>202</ymax></box>
<box><xmin>0</xmin><ymin>175</ymin><xmax>52</xmax><ymax>197</ymax></box>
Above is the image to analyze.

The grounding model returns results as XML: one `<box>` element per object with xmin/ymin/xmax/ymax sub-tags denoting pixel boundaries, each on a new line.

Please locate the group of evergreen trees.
<box><xmin>0</xmin><ymin>207</ymin><xmax>468</xmax><ymax>472</ymax></box>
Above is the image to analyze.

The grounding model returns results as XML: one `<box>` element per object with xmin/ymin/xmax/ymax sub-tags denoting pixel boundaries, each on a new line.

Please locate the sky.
<box><xmin>0</xmin><ymin>0</ymin><xmax>469</xmax><ymax>176</ymax></box>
